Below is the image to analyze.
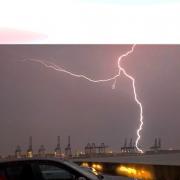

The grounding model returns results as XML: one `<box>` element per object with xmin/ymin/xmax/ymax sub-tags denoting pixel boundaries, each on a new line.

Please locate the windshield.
<box><xmin>63</xmin><ymin>161</ymin><xmax>99</xmax><ymax>180</ymax></box>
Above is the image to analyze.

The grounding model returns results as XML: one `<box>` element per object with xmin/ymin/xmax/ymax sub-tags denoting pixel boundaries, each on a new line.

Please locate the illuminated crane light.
<box><xmin>24</xmin><ymin>45</ymin><xmax>144</xmax><ymax>153</ymax></box>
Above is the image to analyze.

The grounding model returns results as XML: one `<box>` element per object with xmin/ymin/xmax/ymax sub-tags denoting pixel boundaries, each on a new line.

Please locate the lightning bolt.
<box><xmin>24</xmin><ymin>44</ymin><xmax>143</xmax><ymax>153</ymax></box>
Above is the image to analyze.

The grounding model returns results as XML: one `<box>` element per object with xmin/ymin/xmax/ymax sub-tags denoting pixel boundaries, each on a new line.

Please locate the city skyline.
<box><xmin>6</xmin><ymin>135</ymin><xmax>164</xmax><ymax>157</ymax></box>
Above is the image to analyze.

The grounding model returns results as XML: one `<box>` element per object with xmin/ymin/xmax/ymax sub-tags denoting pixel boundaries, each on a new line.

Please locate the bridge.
<box><xmin>73</xmin><ymin>152</ymin><xmax>180</xmax><ymax>180</ymax></box>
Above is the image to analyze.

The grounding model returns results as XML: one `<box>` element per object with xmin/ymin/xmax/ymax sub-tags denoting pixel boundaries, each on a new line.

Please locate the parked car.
<box><xmin>0</xmin><ymin>158</ymin><xmax>102</xmax><ymax>180</ymax></box>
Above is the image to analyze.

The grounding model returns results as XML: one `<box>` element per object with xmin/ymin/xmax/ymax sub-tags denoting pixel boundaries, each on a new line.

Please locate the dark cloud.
<box><xmin>0</xmin><ymin>45</ymin><xmax>180</xmax><ymax>155</ymax></box>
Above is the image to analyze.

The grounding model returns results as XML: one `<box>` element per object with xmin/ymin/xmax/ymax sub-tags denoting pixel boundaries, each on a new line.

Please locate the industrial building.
<box><xmin>121</xmin><ymin>138</ymin><xmax>136</xmax><ymax>153</ymax></box>
<box><xmin>84</xmin><ymin>143</ymin><xmax>108</xmax><ymax>156</ymax></box>
<box><xmin>65</xmin><ymin>136</ymin><xmax>72</xmax><ymax>157</ymax></box>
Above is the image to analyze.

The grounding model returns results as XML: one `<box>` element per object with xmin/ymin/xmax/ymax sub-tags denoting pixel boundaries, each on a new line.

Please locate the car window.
<box><xmin>6</xmin><ymin>165</ymin><xmax>23</xmax><ymax>180</ymax></box>
<box><xmin>63</xmin><ymin>161</ymin><xmax>98</xmax><ymax>180</ymax></box>
<box><xmin>0</xmin><ymin>169</ymin><xmax>6</xmax><ymax>180</ymax></box>
<box><xmin>6</xmin><ymin>164</ymin><xmax>34</xmax><ymax>180</ymax></box>
<box><xmin>39</xmin><ymin>164</ymin><xmax>74</xmax><ymax>180</ymax></box>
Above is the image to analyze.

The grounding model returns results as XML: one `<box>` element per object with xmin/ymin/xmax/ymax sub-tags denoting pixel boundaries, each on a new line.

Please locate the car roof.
<box><xmin>0</xmin><ymin>157</ymin><xmax>66</xmax><ymax>164</ymax></box>
<box><xmin>0</xmin><ymin>157</ymin><xmax>99</xmax><ymax>180</ymax></box>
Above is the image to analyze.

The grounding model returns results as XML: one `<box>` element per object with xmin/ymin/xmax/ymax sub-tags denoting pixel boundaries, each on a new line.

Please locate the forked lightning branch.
<box><xmin>24</xmin><ymin>45</ymin><xmax>144</xmax><ymax>153</ymax></box>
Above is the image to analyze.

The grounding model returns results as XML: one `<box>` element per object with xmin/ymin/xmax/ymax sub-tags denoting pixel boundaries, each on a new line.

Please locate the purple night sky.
<box><xmin>0</xmin><ymin>45</ymin><xmax>180</xmax><ymax>155</ymax></box>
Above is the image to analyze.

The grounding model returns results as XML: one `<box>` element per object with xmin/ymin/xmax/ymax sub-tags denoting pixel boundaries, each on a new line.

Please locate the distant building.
<box><xmin>15</xmin><ymin>145</ymin><xmax>22</xmax><ymax>159</ymax></box>
<box><xmin>121</xmin><ymin>138</ymin><xmax>136</xmax><ymax>153</ymax></box>
<box><xmin>149</xmin><ymin>138</ymin><xmax>162</xmax><ymax>152</ymax></box>
<box><xmin>84</xmin><ymin>143</ymin><xmax>108</xmax><ymax>156</ymax></box>
<box><xmin>65</xmin><ymin>136</ymin><xmax>72</xmax><ymax>157</ymax></box>
<box><xmin>54</xmin><ymin>136</ymin><xmax>61</xmax><ymax>157</ymax></box>
<box><xmin>27</xmin><ymin>136</ymin><xmax>33</xmax><ymax>158</ymax></box>
<box><xmin>85</xmin><ymin>143</ymin><xmax>92</xmax><ymax>155</ymax></box>
<box><xmin>99</xmin><ymin>143</ymin><xmax>107</xmax><ymax>154</ymax></box>
<box><xmin>121</xmin><ymin>138</ymin><xmax>127</xmax><ymax>153</ymax></box>
<box><xmin>38</xmin><ymin>145</ymin><xmax>46</xmax><ymax>157</ymax></box>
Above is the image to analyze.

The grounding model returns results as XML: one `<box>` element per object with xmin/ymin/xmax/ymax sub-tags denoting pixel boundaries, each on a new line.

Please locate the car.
<box><xmin>0</xmin><ymin>158</ymin><xmax>102</xmax><ymax>180</ymax></box>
